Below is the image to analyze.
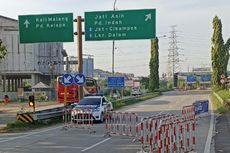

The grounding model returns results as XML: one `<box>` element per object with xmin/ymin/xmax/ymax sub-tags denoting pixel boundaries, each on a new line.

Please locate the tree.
<box><xmin>211</xmin><ymin>16</ymin><xmax>230</xmax><ymax>88</ymax></box>
<box><xmin>140</xmin><ymin>77</ymin><xmax>149</xmax><ymax>89</ymax></box>
<box><xmin>0</xmin><ymin>40</ymin><xmax>7</xmax><ymax>60</ymax></box>
<box><xmin>149</xmin><ymin>37</ymin><xmax>159</xmax><ymax>92</ymax></box>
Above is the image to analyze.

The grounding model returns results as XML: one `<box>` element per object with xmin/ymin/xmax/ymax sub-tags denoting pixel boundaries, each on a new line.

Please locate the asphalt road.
<box><xmin>0</xmin><ymin>90</ymin><xmax>212</xmax><ymax>153</ymax></box>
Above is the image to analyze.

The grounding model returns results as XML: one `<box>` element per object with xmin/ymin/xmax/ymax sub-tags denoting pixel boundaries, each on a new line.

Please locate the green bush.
<box><xmin>3</xmin><ymin>117</ymin><xmax>62</xmax><ymax>132</ymax></box>
<box><xmin>212</xmin><ymin>94</ymin><xmax>230</xmax><ymax>114</ymax></box>
<box><xmin>112</xmin><ymin>92</ymin><xmax>160</xmax><ymax>110</ymax></box>
<box><xmin>216</xmin><ymin>89</ymin><xmax>230</xmax><ymax>101</ymax></box>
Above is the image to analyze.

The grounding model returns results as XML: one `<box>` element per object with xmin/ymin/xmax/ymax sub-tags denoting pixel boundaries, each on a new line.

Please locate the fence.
<box><xmin>104</xmin><ymin>105</ymin><xmax>196</xmax><ymax>153</ymax></box>
<box><xmin>137</xmin><ymin>114</ymin><xmax>196</xmax><ymax>153</ymax></box>
<box><xmin>62</xmin><ymin>108</ymin><xmax>95</xmax><ymax>133</ymax></box>
<box><xmin>105</xmin><ymin>111</ymin><xmax>139</xmax><ymax>137</ymax></box>
<box><xmin>61</xmin><ymin>104</ymin><xmax>196</xmax><ymax>152</ymax></box>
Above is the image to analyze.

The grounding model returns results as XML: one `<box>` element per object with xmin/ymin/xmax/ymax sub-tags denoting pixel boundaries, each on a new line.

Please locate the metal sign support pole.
<box><xmin>77</xmin><ymin>16</ymin><xmax>83</xmax><ymax>100</ymax></box>
<box><xmin>64</xmin><ymin>86</ymin><xmax>67</xmax><ymax>124</ymax></box>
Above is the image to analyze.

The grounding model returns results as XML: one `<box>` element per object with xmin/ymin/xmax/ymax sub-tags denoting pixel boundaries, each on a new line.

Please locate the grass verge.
<box><xmin>0</xmin><ymin>117</ymin><xmax>62</xmax><ymax>133</ymax></box>
<box><xmin>112</xmin><ymin>92</ymin><xmax>160</xmax><ymax>110</ymax></box>
<box><xmin>211</xmin><ymin>93</ymin><xmax>230</xmax><ymax>114</ymax></box>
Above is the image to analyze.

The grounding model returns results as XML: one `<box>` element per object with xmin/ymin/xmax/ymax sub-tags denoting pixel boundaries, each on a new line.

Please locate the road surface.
<box><xmin>0</xmin><ymin>90</ymin><xmax>212</xmax><ymax>153</ymax></box>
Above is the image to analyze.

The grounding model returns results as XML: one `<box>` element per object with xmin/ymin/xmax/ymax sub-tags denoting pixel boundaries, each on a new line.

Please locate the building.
<box><xmin>67</xmin><ymin>55</ymin><xmax>94</xmax><ymax>77</ymax></box>
<box><xmin>0</xmin><ymin>15</ymin><xmax>65</xmax><ymax>99</ymax></box>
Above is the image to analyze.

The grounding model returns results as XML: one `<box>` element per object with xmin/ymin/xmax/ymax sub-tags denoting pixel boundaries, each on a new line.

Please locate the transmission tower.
<box><xmin>167</xmin><ymin>25</ymin><xmax>182</xmax><ymax>79</ymax></box>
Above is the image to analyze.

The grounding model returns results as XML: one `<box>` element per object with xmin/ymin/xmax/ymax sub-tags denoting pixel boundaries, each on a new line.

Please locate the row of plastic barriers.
<box><xmin>62</xmin><ymin>105</ymin><xmax>196</xmax><ymax>153</ymax></box>
<box><xmin>105</xmin><ymin>105</ymin><xmax>196</xmax><ymax>153</ymax></box>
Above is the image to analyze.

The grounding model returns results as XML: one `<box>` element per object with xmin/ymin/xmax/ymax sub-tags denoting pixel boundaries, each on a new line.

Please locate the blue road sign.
<box><xmin>74</xmin><ymin>73</ymin><xmax>86</xmax><ymax>86</ymax></box>
<box><xmin>193</xmin><ymin>100</ymin><xmax>209</xmax><ymax>115</ymax></box>
<box><xmin>61</xmin><ymin>74</ymin><xmax>74</xmax><ymax>86</ymax></box>
<box><xmin>187</xmin><ymin>75</ymin><xmax>196</xmax><ymax>83</ymax></box>
<box><xmin>108</xmin><ymin>77</ymin><xmax>125</xmax><ymax>88</ymax></box>
<box><xmin>201</xmin><ymin>75</ymin><xmax>211</xmax><ymax>82</ymax></box>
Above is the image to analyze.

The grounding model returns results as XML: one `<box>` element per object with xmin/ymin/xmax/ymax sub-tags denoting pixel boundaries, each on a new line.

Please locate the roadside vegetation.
<box><xmin>210</xmin><ymin>16</ymin><xmax>230</xmax><ymax>114</ymax></box>
<box><xmin>0</xmin><ymin>117</ymin><xmax>62</xmax><ymax>133</ymax></box>
<box><xmin>212</xmin><ymin>88</ymin><xmax>230</xmax><ymax>114</ymax></box>
<box><xmin>112</xmin><ymin>92</ymin><xmax>160</xmax><ymax>110</ymax></box>
<box><xmin>211</xmin><ymin>93</ymin><xmax>230</xmax><ymax>114</ymax></box>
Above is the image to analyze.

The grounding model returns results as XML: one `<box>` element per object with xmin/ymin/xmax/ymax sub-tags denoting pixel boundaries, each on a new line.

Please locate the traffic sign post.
<box><xmin>61</xmin><ymin>73</ymin><xmax>74</xmax><ymax>125</ymax></box>
<box><xmin>85</xmin><ymin>9</ymin><xmax>156</xmax><ymax>41</ymax></box>
<box><xmin>19</xmin><ymin>13</ymin><xmax>74</xmax><ymax>43</ymax></box>
<box><xmin>76</xmin><ymin>16</ymin><xmax>84</xmax><ymax>100</ymax></box>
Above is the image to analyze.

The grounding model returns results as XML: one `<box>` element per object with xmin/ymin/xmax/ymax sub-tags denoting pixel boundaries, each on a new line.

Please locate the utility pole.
<box><xmin>110</xmin><ymin>0</ymin><xmax>117</xmax><ymax>97</ymax></box>
<box><xmin>167</xmin><ymin>25</ymin><xmax>181</xmax><ymax>87</ymax></box>
<box><xmin>76</xmin><ymin>16</ymin><xmax>84</xmax><ymax>99</ymax></box>
<box><xmin>112</xmin><ymin>0</ymin><xmax>117</xmax><ymax>76</ymax></box>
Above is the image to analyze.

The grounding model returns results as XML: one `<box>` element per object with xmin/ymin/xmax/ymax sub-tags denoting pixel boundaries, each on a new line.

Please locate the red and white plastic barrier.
<box><xmin>105</xmin><ymin>111</ymin><xmax>139</xmax><ymax>137</ymax></box>
<box><xmin>182</xmin><ymin>105</ymin><xmax>195</xmax><ymax>121</ymax></box>
<box><xmin>137</xmin><ymin>110</ymin><xmax>196</xmax><ymax>153</ymax></box>
<box><xmin>71</xmin><ymin>108</ymin><xmax>94</xmax><ymax>129</ymax></box>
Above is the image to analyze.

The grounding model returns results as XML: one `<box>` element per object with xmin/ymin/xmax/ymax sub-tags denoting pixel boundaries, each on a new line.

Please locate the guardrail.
<box><xmin>17</xmin><ymin>106</ymin><xmax>71</xmax><ymax>122</ymax></box>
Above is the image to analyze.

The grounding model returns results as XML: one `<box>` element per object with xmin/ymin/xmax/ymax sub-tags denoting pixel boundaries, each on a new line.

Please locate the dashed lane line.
<box><xmin>81</xmin><ymin>138</ymin><xmax>111</xmax><ymax>152</ymax></box>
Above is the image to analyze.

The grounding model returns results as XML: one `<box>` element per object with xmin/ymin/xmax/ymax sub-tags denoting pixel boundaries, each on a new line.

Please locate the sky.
<box><xmin>1</xmin><ymin>0</ymin><xmax>230</xmax><ymax>77</ymax></box>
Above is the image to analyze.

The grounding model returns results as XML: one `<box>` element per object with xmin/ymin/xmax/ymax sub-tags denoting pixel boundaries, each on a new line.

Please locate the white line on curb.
<box><xmin>81</xmin><ymin>138</ymin><xmax>111</xmax><ymax>152</ymax></box>
<box><xmin>204</xmin><ymin>96</ymin><xmax>214</xmax><ymax>153</ymax></box>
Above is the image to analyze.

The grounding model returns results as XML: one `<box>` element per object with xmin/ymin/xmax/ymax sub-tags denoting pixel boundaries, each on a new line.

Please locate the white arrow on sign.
<box><xmin>145</xmin><ymin>13</ymin><xmax>151</xmax><ymax>21</ymax></box>
<box><xmin>24</xmin><ymin>20</ymin><xmax>30</xmax><ymax>29</ymax></box>
<box><xmin>64</xmin><ymin>76</ymin><xmax>72</xmax><ymax>84</ymax></box>
<box><xmin>76</xmin><ymin>75</ymin><xmax>84</xmax><ymax>83</ymax></box>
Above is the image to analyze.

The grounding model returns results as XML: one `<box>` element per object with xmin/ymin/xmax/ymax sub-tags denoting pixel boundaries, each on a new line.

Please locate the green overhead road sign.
<box><xmin>85</xmin><ymin>9</ymin><xmax>156</xmax><ymax>41</ymax></box>
<box><xmin>19</xmin><ymin>13</ymin><xmax>74</xmax><ymax>43</ymax></box>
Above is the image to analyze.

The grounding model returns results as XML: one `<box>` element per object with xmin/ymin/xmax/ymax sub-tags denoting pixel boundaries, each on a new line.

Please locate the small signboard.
<box><xmin>19</xmin><ymin>13</ymin><xmax>74</xmax><ymax>43</ymax></box>
<box><xmin>108</xmin><ymin>76</ymin><xmax>125</xmax><ymax>88</ymax></box>
<box><xmin>193</xmin><ymin>100</ymin><xmax>209</xmax><ymax>115</ymax></box>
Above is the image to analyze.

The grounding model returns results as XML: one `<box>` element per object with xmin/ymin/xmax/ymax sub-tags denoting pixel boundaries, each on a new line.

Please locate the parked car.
<box><xmin>71</xmin><ymin>95</ymin><xmax>113</xmax><ymax>122</ymax></box>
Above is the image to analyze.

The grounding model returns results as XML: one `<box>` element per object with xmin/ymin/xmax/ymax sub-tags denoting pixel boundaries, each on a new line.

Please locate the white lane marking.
<box><xmin>0</xmin><ymin>125</ymin><xmax>64</xmax><ymax>143</ymax></box>
<box><xmin>81</xmin><ymin>138</ymin><xmax>111</xmax><ymax>152</ymax></box>
<box><xmin>204</xmin><ymin>97</ymin><xmax>214</xmax><ymax>153</ymax></box>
